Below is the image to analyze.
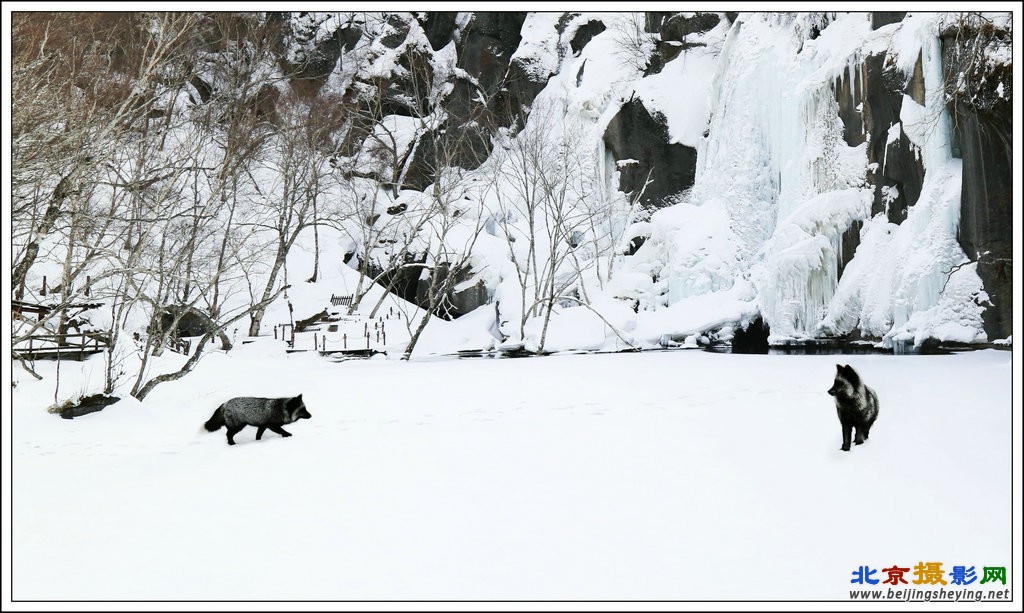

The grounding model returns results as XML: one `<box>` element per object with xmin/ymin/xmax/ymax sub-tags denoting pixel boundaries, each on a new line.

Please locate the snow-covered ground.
<box><xmin>11</xmin><ymin>348</ymin><xmax>1011</xmax><ymax>600</ymax></box>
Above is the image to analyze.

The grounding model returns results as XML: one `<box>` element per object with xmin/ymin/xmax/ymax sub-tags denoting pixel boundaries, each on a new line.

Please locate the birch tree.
<box><xmin>11</xmin><ymin>12</ymin><xmax>199</xmax><ymax>293</ymax></box>
<box><xmin>488</xmin><ymin>102</ymin><xmax>599</xmax><ymax>353</ymax></box>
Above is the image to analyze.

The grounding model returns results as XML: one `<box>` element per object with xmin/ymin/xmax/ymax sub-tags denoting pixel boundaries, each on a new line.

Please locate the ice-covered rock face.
<box><xmin>605</xmin><ymin>12</ymin><xmax>1007</xmax><ymax>346</ymax></box>
<box><xmin>306</xmin><ymin>10</ymin><xmax>1004</xmax><ymax>348</ymax></box>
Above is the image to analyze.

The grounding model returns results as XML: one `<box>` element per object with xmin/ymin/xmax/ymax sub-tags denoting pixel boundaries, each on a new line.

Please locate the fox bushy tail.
<box><xmin>204</xmin><ymin>406</ymin><xmax>225</xmax><ymax>432</ymax></box>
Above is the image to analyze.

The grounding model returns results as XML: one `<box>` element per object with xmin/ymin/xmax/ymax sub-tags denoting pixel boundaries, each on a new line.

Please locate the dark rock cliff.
<box><xmin>834</xmin><ymin>52</ymin><xmax>925</xmax><ymax>227</ymax></box>
<box><xmin>603</xmin><ymin>97</ymin><xmax>697</xmax><ymax>209</ymax></box>
<box><xmin>602</xmin><ymin>12</ymin><xmax>721</xmax><ymax>209</ymax></box>
<box><xmin>942</xmin><ymin>19</ymin><xmax>1013</xmax><ymax>340</ymax></box>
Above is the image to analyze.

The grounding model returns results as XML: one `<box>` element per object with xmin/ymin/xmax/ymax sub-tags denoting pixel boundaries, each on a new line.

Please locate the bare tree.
<box><xmin>10</xmin><ymin>13</ymin><xmax>315</xmax><ymax>400</ymax></box>
<box><xmin>244</xmin><ymin>89</ymin><xmax>333</xmax><ymax>337</ymax></box>
<box><xmin>323</xmin><ymin>40</ymin><xmax>442</xmax><ymax>317</ymax></box>
<box><xmin>11</xmin><ymin>13</ymin><xmax>200</xmax><ymax>293</ymax></box>
<box><xmin>327</xmin><ymin>113</ymin><xmax>417</xmax><ymax>316</ymax></box>
<box><xmin>401</xmin><ymin>167</ymin><xmax>487</xmax><ymax>360</ymax></box>
<box><xmin>117</xmin><ymin>124</ymin><xmax>282</xmax><ymax>402</ymax></box>
<box><xmin>609</xmin><ymin>13</ymin><xmax>657</xmax><ymax>74</ymax></box>
<box><xmin>11</xmin><ymin>12</ymin><xmax>202</xmax><ymax>388</ymax></box>
<box><xmin>487</xmin><ymin>102</ymin><xmax>602</xmax><ymax>353</ymax></box>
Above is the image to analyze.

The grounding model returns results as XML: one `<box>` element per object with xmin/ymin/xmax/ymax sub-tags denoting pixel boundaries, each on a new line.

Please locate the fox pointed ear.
<box><xmin>836</xmin><ymin>364</ymin><xmax>843</xmax><ymax>371</ymax></box>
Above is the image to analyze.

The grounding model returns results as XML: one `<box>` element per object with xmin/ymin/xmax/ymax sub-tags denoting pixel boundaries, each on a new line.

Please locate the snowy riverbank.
<box><xmin>12</xmin><ymin>349</ymin><xmax>1011</xmax><ymax>600</ymax></box>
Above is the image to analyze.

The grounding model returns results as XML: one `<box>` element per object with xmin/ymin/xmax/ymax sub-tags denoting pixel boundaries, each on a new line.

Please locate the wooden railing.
<box><xmin>166</xmin><ymin>336</ymin><xmax>192</xmax><ymax>355</ymax></box>
<box><xmin>13</xmin><ymin>332</ymin><xmax>111</xmax><ymax>361</ymax></box>
<box><xmin>330</xmin><ymin>294</ymin><xmax>353</xmax><ymax>307</ymax></box>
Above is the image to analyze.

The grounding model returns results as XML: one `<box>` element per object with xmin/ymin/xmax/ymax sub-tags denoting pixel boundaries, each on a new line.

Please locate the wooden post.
<box><xmin>382</xmin><ymin>330</ymin><xmax>386</xmax><ymax>345</ymax></box>
<box><xmin>274</xmin><ymin>326</ymin><xmax>278</xmax><ymax>340</ymax></box>
<box><xmin>366</xmin><ymin>332</ymin><xmax>369</xmax><ymax>349</ymax></box>
<box><xmin>314</xmin><ymin>333</ymin><xmax>318</xmax><ymax>350</ymax></box>
<box><xmin>376</xmin><ymin>330</ymin><xmax>380</xmax><ymax>343</ymax></box>
<box><xmin>41</xmin><ymin>275</ymin><xmax>47</xmax><ymax>296</ymax></box>
<box><xmin>85</xmin><ymin>276</ymin><xmax>91</xmax><ymax>297</ymax></box>
<box><xmin>344</xmin><ymin>333</ymin><xmax>347</xmax><ymax>349</ymax></box>
<box><xmin>290</xmin><ymin>327</ymin><xmax>295</xmax><ymax>347</ymax></box>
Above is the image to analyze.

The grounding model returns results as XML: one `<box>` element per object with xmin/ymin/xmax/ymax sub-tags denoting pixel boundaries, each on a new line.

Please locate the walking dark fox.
<box><xmin>828</xmin><ymin>364</ymin><xmax>879</xmax><ymax>451</ymax></box>
<box><xmin>204</xmin><ymin>395</ymin><xmax>311</xmax><ymax>445</ymax></box>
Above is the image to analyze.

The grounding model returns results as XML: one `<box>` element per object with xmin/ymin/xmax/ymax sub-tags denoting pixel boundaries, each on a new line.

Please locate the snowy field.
<box><xmin>11</xmin><ymin>348</ymin><xmax>1012</xmax><ymax>600</ymax></box>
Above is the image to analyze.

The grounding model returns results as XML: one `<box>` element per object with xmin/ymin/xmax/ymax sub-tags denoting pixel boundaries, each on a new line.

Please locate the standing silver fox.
<box><xmin>827</xmin><ymin>364</ymin><xmax>879</xmax><ymax>452</ymax></box>
<box><xmin>204</xmin><ymin>395</ymin><xmax>311</xmax><ymax>445</ymax></box>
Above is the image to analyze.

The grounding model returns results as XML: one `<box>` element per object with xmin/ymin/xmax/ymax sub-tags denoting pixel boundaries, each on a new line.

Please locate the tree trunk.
<box><xmin>247</xmin><ymin>308</ymin><xmax>266</xmax><ymax>338</ymax></box>
<box><xmin>133</xmin><ymin>287</ymin><xmax>287</xmax><ymax>401</ymax></box>
<box><xmin>307</xmin><ymin>200</ymin><xmax>319</xmax><ymax>283</ymax></box>
<box><xmin>308</xmin><ymin>223</ymin><xmax>319</xmax><ymax>283</ymax></box>
<box><xmin>130</xmin><ymin>335</ymin><xmax>159</xmax><ymax>398</ymax></box>
<box><xmin>248</xmin><ymin>242</ymin><xmax>289</xmax><ymax>337</ymax></box>
<box><xmin>133</xmin><ymin>333</ymin><xmax>213</xmax><ymax>401</ymax></box>
<box><xmin>211</xmin><ymin>182</ymin><xmax>238</xmax><ymax>317</ymax></box>
<box><xmin>347</xmin><ymin>262</ymin><xmax>366</xmax><ymax>316</ymax></box>
<box><xmin>518</xmin><ymin>275</ymin><xmax>528</xmax><ymax>342</ymax></box>
<box><xmin>367</xmin><ymin>263</ymin><xmax>421</xmax><ymax>319</ymax></box>
<box><xmin>402</xmin><ymin>265</ymin><xmax>445</xmax><ymax>360</ymax></box>
<box><xmin>403</xmin><ymin>307</ymin><xmax>433</xmax><ymax>361</ymax></box>
<box><xmin>12</xmin><ymin>175</ymin><xmax>72</xmax><ymax>290</ymax></box>
<box><xmin>536</xmin><ymin>267</ymin><xmax>559</xmax><ymax>354</ymax></box>
<box><xmin>537</xmin><ymin>297</ymin><xmax>554</xmax><ymax>354</ymax></box>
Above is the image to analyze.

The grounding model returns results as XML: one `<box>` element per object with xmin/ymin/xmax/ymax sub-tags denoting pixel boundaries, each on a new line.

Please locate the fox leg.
<box><xmin>256</xmin><ymin>426</ymin><xmax>267</xmax><ymax>440</ymax></box>
<box><xmin>854</xmin><ymin>426</ymin><xmax>865</xmax><ymax>445</ymax></box>
<box><xmin>840</xmin><ymin>422</ymin><xmax>853</xmax><ymax>451</ymax></box>
<box><xmin>226</xmin><ymin>425</ymin><xmax>244</xmax><ymax>445</ymax></box>
<box><xmin>269</xmin><ymin>425</ymin><xmax>292</xmax><ymax>438</ymax></box>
